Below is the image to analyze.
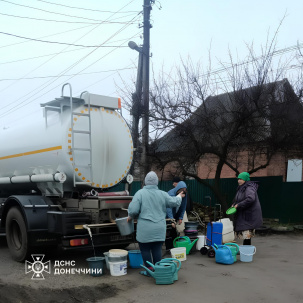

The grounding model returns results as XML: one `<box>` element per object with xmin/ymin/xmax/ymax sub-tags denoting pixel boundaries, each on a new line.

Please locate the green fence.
<box><xmin>107</xmin><ymin>176</ymin><xmax>303</xmax><ymax>224</ymax></box>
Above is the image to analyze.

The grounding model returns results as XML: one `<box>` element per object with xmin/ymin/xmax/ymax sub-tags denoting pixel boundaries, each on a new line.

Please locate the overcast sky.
<box><xmin>1</xmin><ymin>0</ymin><xmax>303</xmax><ymax>128</ymax></box>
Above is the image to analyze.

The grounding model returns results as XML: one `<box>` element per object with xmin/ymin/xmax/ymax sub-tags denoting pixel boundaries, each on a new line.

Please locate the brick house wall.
<box><xmin>154</xmin><ymin>151</ymin><xmax>302</xmax><ymax>181</ymax></box>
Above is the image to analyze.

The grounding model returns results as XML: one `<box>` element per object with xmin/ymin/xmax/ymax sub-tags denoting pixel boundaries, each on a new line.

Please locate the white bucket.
<box><xmin>196</xmin><ymin>235</ymin><xmax>206</xmax><ymax>250</ymax></box>
<box><xmin>239</xmin><ymin>245</ymin><xmax>256</xmax><ymax>262</ymax></box>
<box><xmin>170</xmin><ymin>247</ymin><xmax>186</xmax><ymax>261</ymax></box>
<box><xmin>108</xmin><ymin>260</ymin><xmax>128</xmax><ymax>276</ymax></box>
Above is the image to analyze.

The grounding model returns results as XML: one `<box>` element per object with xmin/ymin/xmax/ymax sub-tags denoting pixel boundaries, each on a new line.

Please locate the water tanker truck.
<box><xmin>0</xmin><ymin>83</ymin><xmax>135</xmax><ymax>261</ymax></box>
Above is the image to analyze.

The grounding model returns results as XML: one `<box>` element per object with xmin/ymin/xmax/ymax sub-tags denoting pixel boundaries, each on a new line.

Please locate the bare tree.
<box><xmin>147</xmin><ymin>45</ymin><xmax>303</xmax><ymax>210</ymax></box>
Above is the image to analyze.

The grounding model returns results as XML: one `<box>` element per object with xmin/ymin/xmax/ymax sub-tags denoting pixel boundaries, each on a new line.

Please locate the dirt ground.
<box><xmin>0</xmin><ymin>232</ymin><xmax>303</xmax><ymax>303</ymax></box>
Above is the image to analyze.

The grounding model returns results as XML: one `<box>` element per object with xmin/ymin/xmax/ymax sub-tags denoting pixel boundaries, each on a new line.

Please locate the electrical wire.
<box><xmin>0</xmin><ymin>0</ymin><xmax>132</xmax><ymax>22</ymax></box>
<box><xmin>0</xmin><ymin>31</ymin><xmax>129</xmax><ymax>48</ymax></box>
<box><xmin>0</xmin><ymin>12</ymin><xmax>137</xmax><ymax>24</ymax></box>
<box><xmin>0</xmin><ymin>1</ymin><xmax>140</xmax><ymax>118</ymax></box>
<box><xmin>0</xmin><ymin>67</ymin><xmax>136</xmax><ymax>81</ymax></box>
<box><xmin>0</xmin><ymin>35</ymin><xmax>141</xmax><ymax>65</ymax></box>
<box><xmin>35</xmin><ymin>0</ymin><xmax>139</xmax><ymax>14</ymax></box>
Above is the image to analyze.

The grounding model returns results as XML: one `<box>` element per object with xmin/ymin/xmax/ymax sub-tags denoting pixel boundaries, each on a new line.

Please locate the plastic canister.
<box><xmin>216</xmin><ymin>218</ymin><xmax>234</xmax><ymax>243</ymax></box>
<box><xmin>206</xmin><ymin>222</ymin><xmax>223</xmax><ymax>246</ymax></box>
<box><xmin>196</xmin><ymin>235</ymin><xmax>206</xmax><ymax>250</ymax></box>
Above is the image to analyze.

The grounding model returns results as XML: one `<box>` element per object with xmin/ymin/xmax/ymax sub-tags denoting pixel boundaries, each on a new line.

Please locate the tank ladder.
<box><xmin>62</xmin><ymin>83</ymin><xmax>93</xmax><ymax>187</ymax></box>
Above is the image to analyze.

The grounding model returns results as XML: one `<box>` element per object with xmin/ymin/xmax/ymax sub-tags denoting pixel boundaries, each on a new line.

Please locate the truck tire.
<box><xmin>6</xmin><ymin>207</ymin><xmax>29</xmax><ymax>262</ymax></box>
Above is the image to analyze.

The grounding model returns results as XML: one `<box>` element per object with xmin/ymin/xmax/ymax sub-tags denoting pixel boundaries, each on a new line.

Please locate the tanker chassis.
<box><xmin>0</xmin><ymin>84</ymin><xmax>135</xmax><ymax>261</ymax></box>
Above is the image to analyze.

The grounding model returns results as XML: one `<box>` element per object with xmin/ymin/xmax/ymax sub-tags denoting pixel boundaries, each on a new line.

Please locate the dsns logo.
<box><xmin>25</xmin><ymin>254</ymin><xmax>51</xmax><ymax>280</ymax></box>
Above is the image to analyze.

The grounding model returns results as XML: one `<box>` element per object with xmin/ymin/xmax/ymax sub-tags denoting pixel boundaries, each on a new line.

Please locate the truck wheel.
<box><xmin>6</xmin><ymin>207</ymin><xmax>29</xmax><ymax>262</ymax></box>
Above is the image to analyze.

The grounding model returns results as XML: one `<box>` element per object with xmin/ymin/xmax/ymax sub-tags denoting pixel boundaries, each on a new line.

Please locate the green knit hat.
<box><xmin>238</xmin><ymin>172</ymin><xmax>250</xmax><ymax>181</ymax></box>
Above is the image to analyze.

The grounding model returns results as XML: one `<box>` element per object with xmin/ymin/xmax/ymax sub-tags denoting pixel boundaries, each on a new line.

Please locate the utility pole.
<box><xmin>141</xmin><ymin>0</ymin><xmax>152</xmax><ymax>178</ymax></box>
<box><xmin>128</xmin><ymin>0</ymin><xmax>152</xmax><ymax>182</ymax></box>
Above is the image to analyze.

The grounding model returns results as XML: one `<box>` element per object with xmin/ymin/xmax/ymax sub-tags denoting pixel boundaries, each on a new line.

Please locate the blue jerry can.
<box><xmin>206</xmin><ymin>222</ymin><xmax>223</xmax><ymax>246</ymax></box>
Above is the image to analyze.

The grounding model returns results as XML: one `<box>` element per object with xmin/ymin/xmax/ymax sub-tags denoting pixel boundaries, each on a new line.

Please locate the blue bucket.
<box><xmin>128</xmin><ymin>250</ymin><xmax>144</xmax><ymax>268</ymax></box>
<box><xmin>86</xmin><ymin>257</ymin><xmax>105</xmax><ymax>276</ymax></box>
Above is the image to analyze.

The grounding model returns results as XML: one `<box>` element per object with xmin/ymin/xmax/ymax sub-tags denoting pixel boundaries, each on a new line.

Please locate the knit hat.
<box><xmin>145</xmin><ymin>171</ymin><xmax>159</xmax><ymax>185</ymax></box>
<box><xmin>238</xmin><ymin>172</ymin><xmax>250</xmax><ymax>181</ymax></box>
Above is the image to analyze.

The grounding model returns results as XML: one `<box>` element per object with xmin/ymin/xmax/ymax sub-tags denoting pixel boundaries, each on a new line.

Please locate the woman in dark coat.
<box><xmin>232</xmin><ymin>172</ymin><xmax>263</xmax><ymax>245</ymax></box>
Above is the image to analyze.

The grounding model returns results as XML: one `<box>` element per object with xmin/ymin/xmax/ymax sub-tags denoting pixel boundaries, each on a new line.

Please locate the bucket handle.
<box><xmin>240</xmin><ymin>247</ymin><xmax>256</xmax><ymax>256</ymax></box>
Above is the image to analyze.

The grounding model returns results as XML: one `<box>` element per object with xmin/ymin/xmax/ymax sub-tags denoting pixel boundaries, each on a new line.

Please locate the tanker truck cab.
<box><xmin>0</xmin><ymin>84</ymin><xmax>134</xmax><ymax>262</ymax></box>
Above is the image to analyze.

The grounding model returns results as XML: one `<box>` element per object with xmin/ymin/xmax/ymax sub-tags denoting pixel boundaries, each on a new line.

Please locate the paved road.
<box><xmin>0</xmin><ymin>233</ymin><xmax>302</xmax><ymax>303</ymax></box>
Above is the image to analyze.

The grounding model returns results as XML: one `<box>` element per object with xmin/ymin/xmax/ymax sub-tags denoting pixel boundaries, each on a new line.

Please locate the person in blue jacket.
<box><xmin>165</xmin><ymin>181</ymin><xmax>188</xmax><ymax>250</ymax></box>
<box><xmin>127</xmin><ymin>171</ymin><xmax>185</xmax><ymax>276</ymax></box>
<box><xmin>167</xmin><ymin>181</ymin><xmax>188</xmax><ymax>226</ymax></box>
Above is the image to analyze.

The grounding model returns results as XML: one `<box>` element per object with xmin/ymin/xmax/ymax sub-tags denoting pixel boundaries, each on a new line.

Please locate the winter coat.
<box><xmin>128</xmin><ymin>185</ymin><xmax>181</xmax><ymax>243</ymax></box>
<box><xmin>233</xmin><ymin>181</ymin><xmax>263</xmax><ymax>232</ymax></box>
<box><xmin>166</xmin><ymin>181</ymin><xmax>187</xmax><ymax>220</ymax></box>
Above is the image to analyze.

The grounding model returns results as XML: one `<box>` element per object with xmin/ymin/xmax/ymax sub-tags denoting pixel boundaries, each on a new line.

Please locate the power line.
<box><xmin>1</xmin><ymin>0</ymin><xmax>135</xmax><ymax>22</ymax></box>
<box><xmin>0</xmin><ymin>12</ymin><xmax>137</xmax><ymax>24</ymax></box>
<box><xmin>0</xmin><ymin>1</ymin><xmax>139</xmax><ymax>118</ymax></box>
<box><xmin>0</xmin><ymin>67</ymin><xmax>135</xmax><ymax>81</ymax></box>
<box><xmin>35</xmin><ymin>0</ymin><xmax>139</xmax><ymax>14</ymax></box>
<box><xmin>0</xmin><ymin>34</ymin><xmax>142</xmax><ymax>65</ymax></box>
<box><xmin>0</xmin><ymin>31</ymin><xmax>129</xmax><ymax>48</ymax></box>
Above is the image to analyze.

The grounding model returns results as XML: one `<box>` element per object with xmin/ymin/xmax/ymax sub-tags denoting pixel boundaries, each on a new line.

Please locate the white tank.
<box><xmin>0</xmin><ymin>91</ymin><xmax>133</xmax><ymax>194</ymax></box>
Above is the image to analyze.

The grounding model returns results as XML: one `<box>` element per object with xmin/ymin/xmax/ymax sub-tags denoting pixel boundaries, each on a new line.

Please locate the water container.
<box><xmin>239</xmin><ymin>245</ymin><xmax>256</xmax><ymax>262</ymax></box>
<box><xmin>103</xmin><ymin>252</ymin><xmax>110</xmax><ymax>270</ymax></box>
<box><xmin>109</xmin><ymin>260</ymin><xmax>128</xmax><ymax>276</ymax></box>
<box><xmin>206</xmin><ymin>222</ymin><xmax>223</xmax><ymax>246</ymax></box>
<box><xmin>115</xmin><ymin>217</ymin><xmax>134</xmax><ymax>236</ymax></box>
<box><xmin>86</xmin><ymin>257</ymin><xmax>105</xmax><ymax>277</ymax></box>
<box><xmin>128</xmin><ymin>250</ymin><xmax>144</xmax><ymax>268</ymax></box>
<box><xmin>170</xmin><ymin>247</ymin><xmax>186</xmax><ymax>261</ymax></box>
<box><xmin>196</xmin><ymin>235</ymin><xmax>206</xmax><ymax>250</ymax></box>
<box><xmin>216</xmin><ymin>218</ymin><xmax>234</xmax><ymax>243</ymax></box>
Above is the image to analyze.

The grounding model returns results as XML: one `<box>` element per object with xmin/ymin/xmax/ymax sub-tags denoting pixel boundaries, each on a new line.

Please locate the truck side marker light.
<box><xmin>75</xmin><ymin>168</ymin><xmax>78</xmax><ymax>172</ymax></box>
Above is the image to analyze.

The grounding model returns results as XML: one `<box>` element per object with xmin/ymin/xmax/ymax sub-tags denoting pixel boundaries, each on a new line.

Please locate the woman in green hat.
<box><xmin>232</xmin><ymin>172</ymin><xmax>263</xmax><ymax>245</ymax></box>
